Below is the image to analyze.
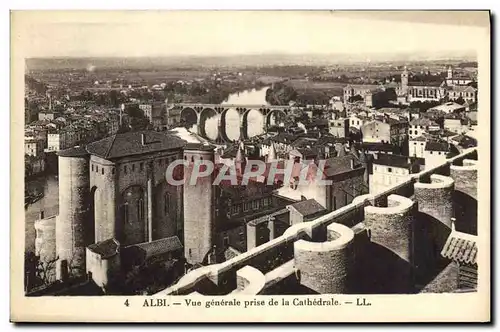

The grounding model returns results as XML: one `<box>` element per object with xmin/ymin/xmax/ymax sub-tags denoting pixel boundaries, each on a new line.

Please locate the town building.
<box><xmin>444</xmin><ymin>115</ymin><xmax>470</xmax><ymax>134</ymax></box>
<box><xmin>448</xmin><ymin>86</ymin><xmax>477</xmax><ymax>104</ymax></box>
<box><xmin>445</xmin><ymin>66</ymin><xmax>474</xmax><ymax>87</ymax></box>
<box><xmin>409</xmin><ymin>135</ymin><xmax>430</xmax><ymax>159</ymax></box>
<box><xmin>424</xmin><ymin>140</ymin><xmax>455</xmax><ymax>169</ymax></box>
<box><xmin>428</xmin><ymin>102</ymin><xmax>466</xmax><ymax>115</ymax></box>
<box><xmin>409</xmin><ymin>117</ymin><xmax>440</xmax><ymax>139</ymax></box>
<box><xmin>329</xmin><ymin>118</ymin><xmax>349</xmax><ymax>138</ymax></box>
<box><xmin>46</xmin><ymin>131</ymin><xmax>68</xmax><ymax>152</ymax></box>
<box><xmin>361</xmin><ymin>117</ymin><xmax>408</xmax><ymax>146</ymax></box>
<box><xmin>369</xmin><ymin>153</ymin><xmax>422</xmax><ymax>194</ymax></box>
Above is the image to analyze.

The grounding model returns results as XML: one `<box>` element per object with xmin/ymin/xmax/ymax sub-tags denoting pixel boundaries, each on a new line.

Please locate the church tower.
<box><xmin>401</xmin><ymin>66</ymin><xmax>409</xmax><ymax>95</ymax></box>
<box><xmin>447</xmin><ymin>66</ymin><xmax>453</xmax><ymax>79</ymax></box>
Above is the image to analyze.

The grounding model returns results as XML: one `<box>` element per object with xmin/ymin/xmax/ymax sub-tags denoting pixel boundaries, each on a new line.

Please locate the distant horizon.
<box><xmin>13</xmin><ymin>11</ymin><xmax>487</xmax><ymax>59</ymax></box>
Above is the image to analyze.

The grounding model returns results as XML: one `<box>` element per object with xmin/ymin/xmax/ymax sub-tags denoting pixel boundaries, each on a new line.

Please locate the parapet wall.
<box><xmin>450</xmin><ymin>159</ymin><xmax>478</xmax><ymax>200</ymax></box>
<box><xmin>294</xmin><ymin>223</ymin><xmax>355</xmax><ymax>294</ymax></box>
<box><xmin>364</xmin><ymin>194</ymin><xmax>415</xmax><ymax>263</ymax></box>
<box><xmin>414</xmin><ymin>174</ymin><xmax>455</xmax><ymax>229</ymax></box>
<box><xmin>450</xmin><ymin>159</ymin><xmax>479</xmax><ymax>235</ymax></box>
<box><xmin>159</xmin><ymin>148</ymin><xmax>478</xmax><ymax>296</ymax></box>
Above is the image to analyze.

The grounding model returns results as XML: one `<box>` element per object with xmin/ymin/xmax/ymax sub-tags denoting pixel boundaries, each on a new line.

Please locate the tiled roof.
<box><xmin>323</xmin><ymin>155</ymin><xmax>358</xmax><ymax>177</ymax></box>
<box><xmin>88</xmin><ymin>238</ymin><xmax>120</xmax><ymax>259</ymax></box>
<box><xmin>411</xmin><ymin>135</ymin><xmax>429</xmax><ymax>142</ymax></box>
<box><xmin>86</xmin><ymin>131</ymin><xmax>186</xmax><ymax>159</ymax></box>
<box><xmin>373</xmin><ymin>153</ymin><xmax>422</xmax><ymax>169</ymax></box>
<box><xmin>410</xmin><ymin>117</ymin><xmax>438</xmax><ymax>127</ymax></box>
<box><xmin>425</xmin><ymin>141</ymin><xmax>449</xmax><ymax>152</ymax></box>
<box><xmin>289</xmin><ymin>199</ymin><xmax>326</xmax><ymax>217</ymax></box>
<box><xmin>441</xmin><ymin>233</ymin><xmax>478</xmax><ymax>265</ymax></box>
<box><xmin>131</xmin><ymin>236</ymin><xmax>183</xmax><ymax>259</ymax></box>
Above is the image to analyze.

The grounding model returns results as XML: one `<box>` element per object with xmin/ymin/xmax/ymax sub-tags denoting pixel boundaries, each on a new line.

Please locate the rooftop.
<box><xmin>86</xmin><ymin>131</ymin><xmax>186</xmax><ymax>160</ymax></box>
<box><xmin>288</xmin><ymin>199</ymin><xmax>326</xmax><ymax>218</ymax></box>
<box><xmin>425</xmin><ymin>141</ymin><xmax>450</xmax><ymax>152</ymax></box>
<box><xmin>87</xmin><ymin>238</ymin><xmax>120</xmax><ymax>259</ymax></box>
<box><xmin>373</xmin><ymin>153</ymin><xmax>423</xmax><ymax>170</ymax></box>
<box><xmin>441</xmin><ymin>232</ymin><xmax>477</xmax><ymax>265</ymax></box>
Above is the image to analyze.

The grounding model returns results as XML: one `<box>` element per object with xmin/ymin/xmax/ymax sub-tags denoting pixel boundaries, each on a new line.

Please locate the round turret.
<box><xmin>55</xmin><ymin>146</ymin><xmax>91</xmax><ymax>280</ymax></box>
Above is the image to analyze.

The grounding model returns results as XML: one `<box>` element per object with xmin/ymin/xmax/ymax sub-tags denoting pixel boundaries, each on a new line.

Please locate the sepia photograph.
<box><xmin>10</xmin><ymin>9</ymin><xmax>491</xmax><ymax>322</ymax></box>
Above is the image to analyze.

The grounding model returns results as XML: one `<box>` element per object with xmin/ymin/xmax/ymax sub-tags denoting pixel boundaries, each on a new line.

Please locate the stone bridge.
<box><xmin>170</xmin><ymin>103</ymin><xmax>296</xmax><ymax>142</ymax></box>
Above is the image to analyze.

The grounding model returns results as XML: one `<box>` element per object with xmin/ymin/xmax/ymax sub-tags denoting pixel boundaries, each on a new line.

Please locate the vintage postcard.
<box><xmin>10</xmin><ymin>10</ymin><xmax>491</xmax><ymax>322</ymax></box>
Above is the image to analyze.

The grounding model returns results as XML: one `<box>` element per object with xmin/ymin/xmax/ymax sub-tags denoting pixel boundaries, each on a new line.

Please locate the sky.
<box><xmin>12</xmin><ymin>11</ymin><xmax>489</xmax><ymax>58</ymax></box>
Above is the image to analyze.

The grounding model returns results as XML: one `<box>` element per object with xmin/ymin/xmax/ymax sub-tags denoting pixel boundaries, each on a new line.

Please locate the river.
<box><xmin>222</xmin><ymin>86</ymin><xmax>270</xmax><ymax>105</ymax></box>
<box><xmin>25</xmin><ymin>87</ymin><xmax>270</xmax><ymax>254</ymax></box>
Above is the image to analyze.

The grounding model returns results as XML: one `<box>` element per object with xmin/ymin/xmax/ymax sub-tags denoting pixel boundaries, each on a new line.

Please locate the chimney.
<box><xmin>141</xmin><ymin>133</ymin><xmax>146</xmax><ymax>146</ymax></box>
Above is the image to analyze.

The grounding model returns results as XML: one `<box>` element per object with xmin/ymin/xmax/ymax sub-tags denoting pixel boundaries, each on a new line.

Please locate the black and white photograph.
<box><xmin>11</xmin><ymin>10</ymin><xmax>490</xmax><ymax>322</ymax></box>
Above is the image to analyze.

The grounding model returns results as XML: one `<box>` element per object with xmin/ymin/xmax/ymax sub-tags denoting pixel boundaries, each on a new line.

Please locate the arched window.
<box><xmin>164</xmin><ymin>192</ymin><xmax>171</xmax><ymax>215</ymax></box>
<box><xmin>123</xmin><ymin>203</ymin><xmax>129</xmax><ymax>224</ymax></box>
<box><xmin>137</xmin><ymin>198</ymin><xmax>144</xmax><ymax>222</ymax></box>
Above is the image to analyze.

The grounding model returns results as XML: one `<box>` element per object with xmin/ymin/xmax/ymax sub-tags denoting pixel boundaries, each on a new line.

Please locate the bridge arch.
<box><xmin>220</xmin><ymin>108</ymin><xmax>241</xmax><ymax>142</ymax></box>
<box><xmin>180</xmin><ymin>107</ymin><xmax>199</xmax><ymax>133</ymax></box>
<box><xmin>199</xmin><ymin>108</ymin><xmax>220</xmax><ymax>141</ymax></box>
<box><xmin>241</xmin><ymin>108</ymin><xmax>265</xmax><ymax>139</ymax></box>
<box><xmin>266</xmin><ymin>109</ymin><xmax>287</xmax><ymax>128</ymax></box>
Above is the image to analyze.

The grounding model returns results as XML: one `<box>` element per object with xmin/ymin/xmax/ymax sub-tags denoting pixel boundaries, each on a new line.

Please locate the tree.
<box><xmin>455</xmin><ymin>96</ymin><xmax>466</xmax><ymax>105</ymax></box>
<box><xmin>348</xmin><ymin>95</ymin><xmax>364</xmax><ymax>103</ymax></box>
<box><xmin>25</xmin><ymin>154</ymin><xmax>33</xmax><ymax>178</ymax></box>
<box><xmin>125</xmin><ymin>105</ymin><xmax>151</xmax><ymax>131</ymax></box>
<box><xmin>24</xmin><ymin>252</ymin><xmax>59</xmax><ymax>292</ymax></box>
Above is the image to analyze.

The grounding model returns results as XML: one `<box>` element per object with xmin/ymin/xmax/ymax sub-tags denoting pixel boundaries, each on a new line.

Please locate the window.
<box><xmin>263</xmin><ymin>198</ymin><xmax>269</xmax><ymax>207</ymax></box>
<box><xmin>112</xmin><ymin>168</ymin><xmax>115</xmax><ymax>175</ymax></box>
<box><xmin>95</xmin><ymin>165</ymin><xmax>99</xmax><ymax>173</ymax></box>
<box><xmin>101</xmin><ymin>168</ymin><xmax>104</xmax><ymax>175</ymax></box>
<box><xmin>140</xmin><ymin>162</ymin><xmax>144</xmax><ymax>171</ymax></box>
<box><xmin>409</xmin><ymin>130</ymin><xmax>412</xmax><ymax>135</ymax></box>
<box><xmin>243</xmin><ymin>202</ymin><xmax>249</xmax><ymax>212</ymax></box>
<box><xmin>132</xmin><ymin>164</ymin><xmax>135</xmax><ymax>172</ymax></box>
<box><xmin>239</xmin><ymin>232</ymin><xmax>245</xmax><ymax>241</ymax></box>
<box><xmin>223</xmin><ymin>237</ymin><xmax>229</xmax><ymax>247</ymax></box>
<box><xmin>387</xmin><ymin>167</ymin><xmax>392</xmax><ymax>173</ymax></box>
<box><xmin>333</xmin><ymin>196</ymin><xmax>337</xmax><ymax>210</ymax></box>
<box><xmin>137</xmin><ymin>198</ymin><xmax>144</xmax><ymax>222</ymax></box>
<box><xmin>430</xmin><ymin>151</ymin><xmax>433</xmax><ymax>155</ymax></box>
<box><xmin>124</xmin><ymin>165</ymin><xmax>127</xmax><ymax>174</ymax></box>
<box><xmin>123</xmin><ymin>203</ymin><xmax>129</xmax><ymax>224</ymax></box>
<box><xmin>158</xmin><ymin>159</ymin><xmax>162</xmax><ymax>166</ymax></box>
<box><xmin>252</xmin><ymin>200</ymin><xmax>258</xmax><ymax>209</ymax></box>
<box><xmin>164</xmin><ymin>192</ymin><xmax>172</xmax><ymax>215</ymax></box>
<box><xmin>91</xmin><ymin>164</ymin><xmax>94</xmax><ymax>171</ymax></box>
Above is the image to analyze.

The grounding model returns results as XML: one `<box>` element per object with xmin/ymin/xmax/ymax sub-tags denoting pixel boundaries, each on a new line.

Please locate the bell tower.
<box><xmin>401</xmin><ymin>66</ymin><xmax>409</xmax><ymax>95</ymax></box>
